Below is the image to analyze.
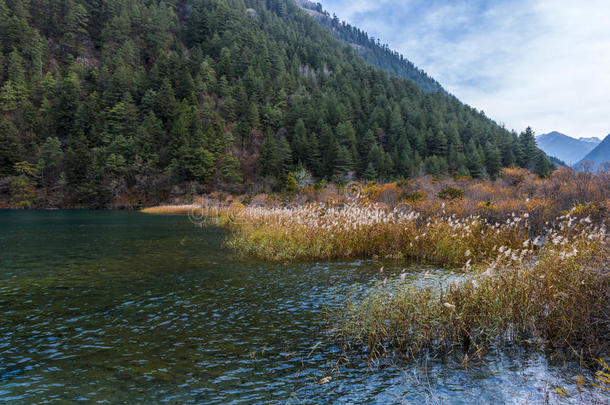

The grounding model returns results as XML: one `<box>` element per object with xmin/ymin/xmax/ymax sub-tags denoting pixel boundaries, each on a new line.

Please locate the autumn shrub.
<box><xmin>402</xmin><ymin>191</ymin><xmax>425</xmax><ymax>202</ymax></box>
<box><xmin>250</xmin><ymin>193</ymin><xmax>270</xmax><ymax>206</ymax></box>
<box><xmin>438</xmin><ymin>186</ymin><xmax>464</xmax><ymax>200</ymax></box>
<box><xmin>500</xmin><ymin>167</ymin><xmax>531</xmax><ymax>187</ymax></box>
<box><xmin>366</xmin><ymin>183</ymin><xmax>403</xmax><ymax>205</ymax></box>
<box><xmin>241</xmin><ymin>194</ymin><xmax>253</xmax><ymax>206</ymax></box>
<box><xmin>466</xmin><ymin>182</ymin><xmax>512</xmax><ymax>202</ymax></box>
<box><xmin>317</xmin><ymin>183</ymin><xmax>340</xmax><ymax>204</ymax></box>
<box><xmin>566</xmin><ymin>202</ymin><xmax>605</xmax><ymax>223</ymax></box>
<box><xmin>144</xmin><ymin>171</ymin><xmax>610</xmax><ymax>244</ymax></box>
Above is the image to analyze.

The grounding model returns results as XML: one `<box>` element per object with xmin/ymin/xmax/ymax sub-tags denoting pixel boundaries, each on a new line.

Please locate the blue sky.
<box><xmin>319</xmin><ymin>0</ymin><xmax>610</xmax><ymax>139</ymax></box>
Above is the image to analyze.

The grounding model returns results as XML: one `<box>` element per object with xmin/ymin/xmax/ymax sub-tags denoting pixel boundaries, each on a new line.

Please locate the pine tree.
<box><xmin>65</xmin><ymin>133</ymin><xmax>91</xmax><ymax>187</ymax></box>
<box><xmin>74</xmin><ymin>92</ymin><xmax>102</xmax><ymax>146</ymax></box>
<box><xmin>55</xmin><ymin>72</ymin><xmax>81</xmax><ymax>138</ymax></box>
<box><xmin>466</xmin><ymin>140</ymin><xmax>484</xmax><ymax>178</ymax></box>
<box><xmin>363</xmin><ymin>162</ymin><xmax>377</xmax><ymax>180</ymax></box>
<box><xmin>260</xmin><ymin>131</ymin><xmax>278</xmax><ymax>178</ymax></box>
<box><xmin>63</xmin><ymin>3</ymin><xmax>89</xmax><ymax>54</ymax></box>
<box><xmin>155</xmin><ymin>79</ymin><xmax>177</xmax><ymax>124</ymax></box>
<box><xmin>518</xmin><ymin>127</ymin><xmax>538</xmax><ymax>169</ymax></box>
<box><xmin>292</xmin><ymin>119</ymin><xmax>308</xmax><ymax>165</ymax></box>
<box><xmin>335</xmin><ymin>145</ymin><xmax>353</xmax><ymax>175</ymax></box>
<box><xmin>534</xmin><ymin>150</ymin><xmax>553</xmax><ymax>178</ymax></box>
<box><xmin>485</xmin><ymin>142</ymin><xmax>502</xmax><ymax>178</ymax></box>
<box><xmin>219</xmin><ymin>151</ymin><xmax>242</xmax><ymax>183</ymax></box>
<box><xmin>306</xmin><ymin>132</ymin><xmax>322</xmax><ymax>176</ymax></box>
<box><xmin>0</xmin><ymin>119</ymin><xmax>20</xmax><ymax>176</ymax></box>
<box><xmin>387</xmin><ymin>105</ymin><xmax>404</xmax><ymax>147</ymax></box>
<box><xmin>0</xmin><ymin>81</ymin><xmax>19</xmax><ymax>112</ymax></box>
<box><xmin>172</xmin><ymin>145</ymin><xmax>215</xmax><ymax>182</ymax></box>
<box><xmin>358</xmin><ymin>129</ymin><xmax>376</xmax><ymax>166</ymax></box>
<box><xmin>217</xmin><ymin>48</ymin><xmax>233</xmax><ymax>79</ymax></box>
<box><xmin>284</xmin><ymin>171</ymin><xmax>298</xmax><ymax>193</ymax></box>
<box><xmin>37</xmin><ymin>136</ymin><xmax>63</xmax><ymax>187</ymax></box>
<box><xmin>322</xmin><ymin>132</ymin><xmax>339</xmax><ymax>176</ymax></box>
<box><xmin>136</xmin><ymin>112</ymin><xmax>165</xmax><ymax>161</ymax></box>
<box><xmin>367</xmin><ymin>143</ymin><xmax>383</xmax><ymax>177</ymax></box>
<box><xmin>276</xmin><ymin>135</ymin><xmax>293</xmax><ymax>176</ymax></box>
<box><xmin>424</xmin><ymin>155</ymin><xmax>448</xmax><ymax>177</ymax></box>
<box><xmin>7</xmin><ymin>49</ymin><xmax>27</xmax><ymax>101</ymax></box>
<box><xmin>0</xmin><ymin>0</ymin><xmax>552</xmax><ymax>206</ymax></box>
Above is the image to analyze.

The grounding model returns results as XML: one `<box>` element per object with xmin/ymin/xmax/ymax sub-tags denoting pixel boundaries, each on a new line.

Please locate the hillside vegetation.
<box><xmin>0</xmin><ymin>0</ymin><xmax>552</xmax><ymax>208</ymax></box>
<box><xmin>295</xmin><ymin>0</ymin><xmax>444</xmax><ymax>93</ymax></box>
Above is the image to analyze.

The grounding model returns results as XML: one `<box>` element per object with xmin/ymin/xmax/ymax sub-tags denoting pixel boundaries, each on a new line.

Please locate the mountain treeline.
<box><xmin>296</xmin><ymin>0</ymin><xmax>444</xmax><ymax>93</ymax></box>
<box><xmin>0</xmin><ymin>0</ymin><xmax>552</xmax><ymax>207</ymax></box>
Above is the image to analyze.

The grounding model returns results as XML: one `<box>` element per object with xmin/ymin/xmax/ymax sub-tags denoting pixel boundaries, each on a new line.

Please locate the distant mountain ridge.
<box><xmin>536</xmin><ymin>132</ymin><xmax>600</xmax><ymax>165</ymax></box>
<box><xmin>579</xmin><ymin>137</ymin><xmax>602</xmax><ymax>144</ymax></box>
<box><xmin>576</xmin><ymin>135</ymin><xmax>610</xmax><ymax>171</ymax></box>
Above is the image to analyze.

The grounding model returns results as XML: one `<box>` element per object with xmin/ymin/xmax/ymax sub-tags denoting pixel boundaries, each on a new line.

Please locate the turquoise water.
<box><xmin>0</xmin><ymin>211</ymin><xmax>606</xmax><ymax>404</ymax></box>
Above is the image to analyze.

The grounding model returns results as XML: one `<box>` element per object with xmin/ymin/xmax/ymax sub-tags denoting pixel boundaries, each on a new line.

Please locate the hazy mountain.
<box><xmin>576</xmin><ymin>135</ymin><xmax>610</xmax><ymax>171</ymax></box>
<box><xmin>579</xmin><ymin>137</ymin><xmax>603</xmax><ymax>144</ymax></box>
<box><xmin>536</xmin><ymin>132</ymin><xmax>600</xmax><ymax>165</ymax></box>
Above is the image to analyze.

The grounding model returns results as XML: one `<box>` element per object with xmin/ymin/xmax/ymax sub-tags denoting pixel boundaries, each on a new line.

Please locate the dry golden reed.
<box><xmin>336</xmin><ymin>212</ymin><xmax>609</xmax><ymax>359</ymax></box>
<box><xmin>141</xmin><ymin>204</ymin><xmax>199</xmax><ymax>215</ymax></box>
<box><xmin>220</xmin><ymin>200</ymin><xmax>529</xmax><ymax>266</ymax></box>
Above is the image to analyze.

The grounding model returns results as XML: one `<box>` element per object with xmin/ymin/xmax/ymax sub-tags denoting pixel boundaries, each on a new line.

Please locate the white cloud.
<box><xmin>321</xmin><ymin>0</ymin><xmax>610</xmax><ymax>138</ymax></box>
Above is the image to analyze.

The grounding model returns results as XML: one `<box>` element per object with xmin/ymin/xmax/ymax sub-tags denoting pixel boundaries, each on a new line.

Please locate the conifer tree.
<box><xmin>0</xmin><ymin>119</ymin><xmax>20</xmax><ymax>176</ymax></box>
<box><xmin>37</xmin><ymin>136</ymin><xmax>63</xmax><ymax>188</ymax></box>
<box><xmin>363</xmin><ymin>162</ymin><xmax>377</xmax><ymax>180</ymax></box>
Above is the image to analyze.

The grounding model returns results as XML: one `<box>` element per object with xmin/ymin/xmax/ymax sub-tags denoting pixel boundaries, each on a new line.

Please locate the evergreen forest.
<box><xmin>0</xmin><ymin>0</ymin><xmax>553</xmax><ymax>207</ymax></box>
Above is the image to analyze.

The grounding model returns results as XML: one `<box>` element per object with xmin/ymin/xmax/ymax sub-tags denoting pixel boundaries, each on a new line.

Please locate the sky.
<box><xmin>319</xmin><ymin>0</ymin><xmax>610</xmax><ymax>139</ymax></box>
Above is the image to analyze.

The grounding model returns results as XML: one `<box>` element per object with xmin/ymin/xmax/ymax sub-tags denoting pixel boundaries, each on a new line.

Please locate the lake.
<box><xmin>0</xmin><ymin>211</ymin><xmax>604</xmax><ymax>403</ymax></box>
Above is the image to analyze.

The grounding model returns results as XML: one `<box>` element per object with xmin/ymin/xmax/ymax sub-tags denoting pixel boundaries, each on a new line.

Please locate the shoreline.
<box><xmin>138</xmin><ymin>179</ymin><xmax>609</xmax><ymax>363</ymax></box>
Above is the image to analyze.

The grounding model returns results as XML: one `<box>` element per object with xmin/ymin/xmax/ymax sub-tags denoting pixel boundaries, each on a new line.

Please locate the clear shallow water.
<box><xmin>0</xmin><ymin>211</ymin><xmax>606</xmax><ymax>404</ymax></box>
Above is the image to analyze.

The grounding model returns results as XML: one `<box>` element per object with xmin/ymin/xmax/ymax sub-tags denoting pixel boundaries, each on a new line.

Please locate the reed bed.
<box><xmin>141</xmin><ymin>204</ymin><xmax>199</xmax><ymax>215</ymax></box>
<box><xmin>222</xmin><ymin>201</ymin><xmax>529</xmax><ymax>266</ymax></box>
<box><xmin>218</xmin><ymin>200</ymin><xmax>608</xmax><ymax>358</ymax></box>
<box><xmin>336</xmin><ymin>212</ymin><xmax>609</xmax><ymax>359</ymax></box>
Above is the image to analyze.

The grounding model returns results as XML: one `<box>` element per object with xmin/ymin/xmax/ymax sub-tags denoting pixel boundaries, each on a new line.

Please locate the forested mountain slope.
<box><xmin>295</xmin><ymin>0</ymin><xmax>444</xmax><ymax>93</ymax></box>
<box><xmin>0</xmin><ymin>0</ymin><xmax>552</xmax><ymax>207</ymax></box>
